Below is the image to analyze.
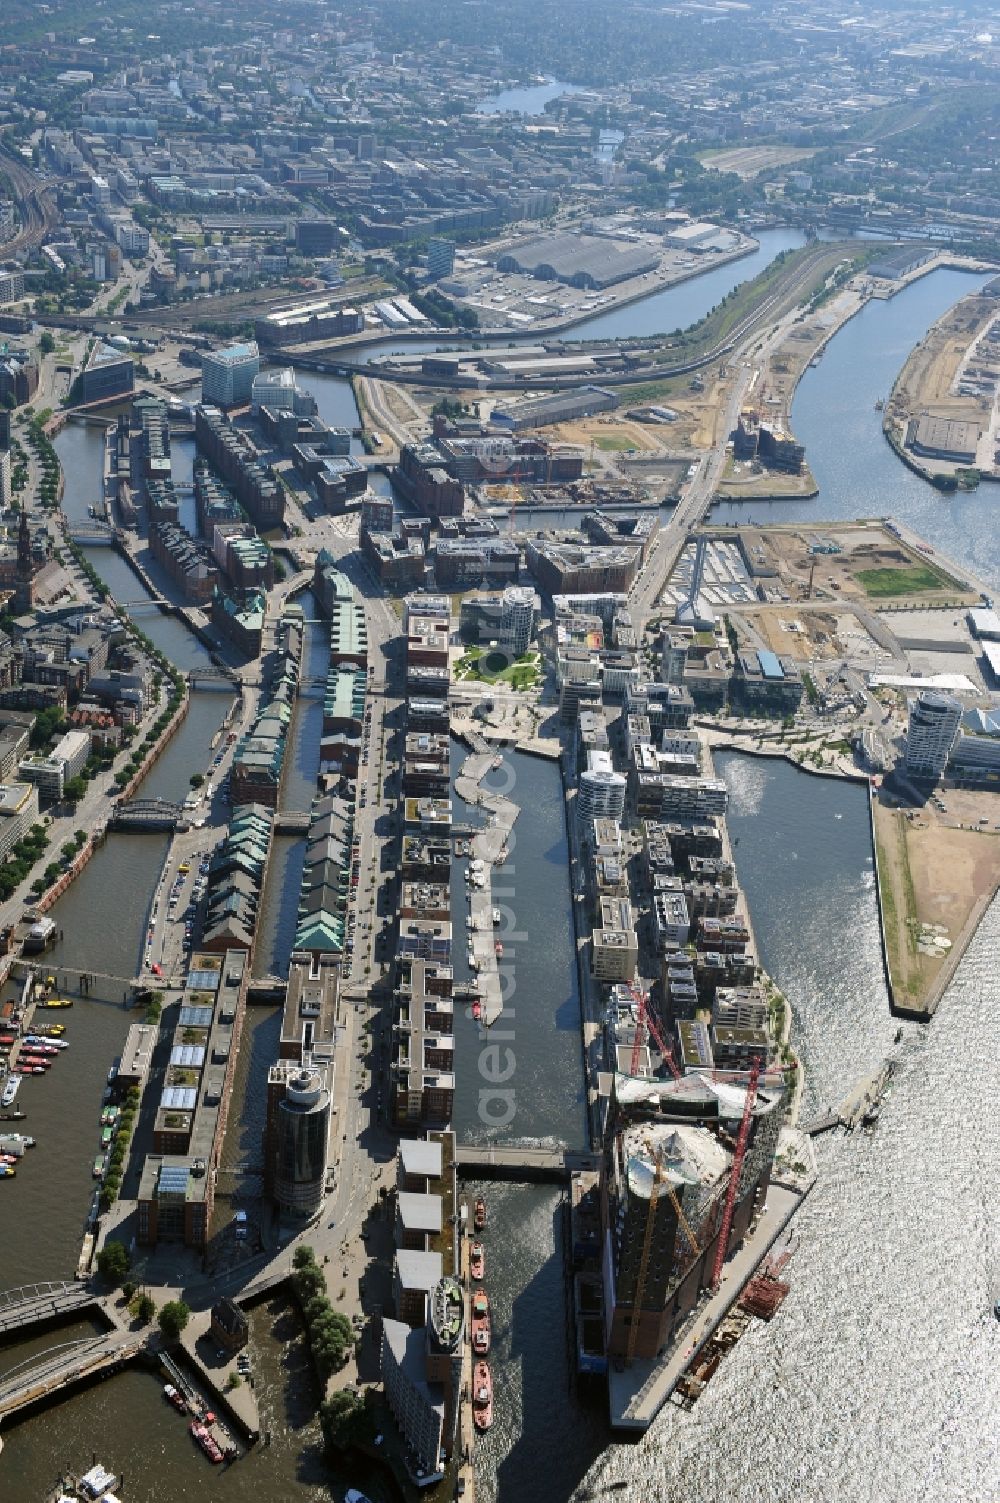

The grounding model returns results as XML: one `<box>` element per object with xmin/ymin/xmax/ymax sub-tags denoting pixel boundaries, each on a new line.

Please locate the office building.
<box><xmin>905</xmin><ymin>690</ymin><xmax>962</xmax><ymax>779</ymax></box>
<box><xmin>73</xmin><ymin>344</ymin><xmax>134</xmax><ymax>405</ymax></box>
<box><xmin>265</xmin><ymin>1063</ymin><xmax>331</xmax><ymax>1218</ymax></box>
<box><xmin>458</xmin><ymin>586</ymin><xmax>538</xmax><ymax>655</ymax></box>
<box><xmin>426</xmin><ymin>238</ymin><xmax>456</xmax><ymax>280</ymax></box>
<box><xmin>578</xmin><ymin>761</ymin><xmax>627</xmax><ymax>823</ymax></box>
<box><xmin>381</xmin><ymin>1274</ymin><xmax>463</xmax><ymax>1480</ymax></box>
<box><xmin>201</xmin><ymin>342</ymin><xmax>260</xmax><ymax>408</ymax></box>
<box><xmin>0</xmin><ymin>781</ymin><xmax>39</xmax><ymax>859</ymax></box>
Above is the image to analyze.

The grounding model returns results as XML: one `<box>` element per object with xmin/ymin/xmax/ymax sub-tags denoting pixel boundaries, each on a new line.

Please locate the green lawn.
<box><xmin>593</xmin><ymin>434</ymin><xmax>636</xmax><ymax>452</ymax></box>
<box><xmin>454</xmin><ymin>646</ymin><xmax>541</xmax><ymax>687</ymax></box>
<box><xmin>854</xmin><ymin>563</ymin><xmax>951</xmax><ymax>598</ymax></box>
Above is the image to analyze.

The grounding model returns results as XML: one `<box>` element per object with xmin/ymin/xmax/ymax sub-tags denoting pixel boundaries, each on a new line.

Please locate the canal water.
<box><xmin>450</xmin><ymin>746</ymin><xmax>588</xmax><ymax>1148</ymax></box>
<box><xmin>556</xmin><ymin>227</ymin><xmax>805</xmax><ymax>344</ymax></box>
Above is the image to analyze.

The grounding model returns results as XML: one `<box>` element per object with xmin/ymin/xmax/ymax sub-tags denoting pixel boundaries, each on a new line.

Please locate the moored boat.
<box><xmin>471</xmin><ymin>999</ymin><xmax>482</xmax><ymax>1021</ymax></box>
<box><xmin>474</xmin><ymin>1196</ymin><xmax>487</xmax><ymax>1231</ymax></box>
<box><xmin>470</xmin><ymin>1241</ymin><xmax>485</xmax><ymax>1280</ymax></box>
<box><xmin>42</xmin><ymin>998</ymin><xmax>73</xmax><ymax>1009</ymax></box>
<box><xmin>1</xmin><ymin>1076</ymin><xmax>20</xmax><ymax>1107</ymax></box>
<box><xmin>190</xmin><ymin>1420</ymin><xmax>224</xmax><ymax>1463</ymax></box>
<box><xmin>494</xmin><ymin>940</ymin><xmax>503</xmax><ymax>958</ymax></box>
<box><xmin>346</xmin><ymin>1491</ymin><xmax>376</xmax><ymax>1503</ymax></box>
<box><xmin>473</xmin><ymin>1360</ymin><xmax>493</xmax><ymax>1431</ymax></box>
<box><xmin>92</xmin><ymin>1154</ymin><xmax>107</xmax><ymax>1179</ymax></box>
<box><xmin>164</xmin><ymin>1382</ymin><xmax>187</xmax><ymax>1412</ymax></box>
<box><xmin>471</xmin><ymin>1289</ymin><xmax>491</xmax><ymax>1355</ymax></box>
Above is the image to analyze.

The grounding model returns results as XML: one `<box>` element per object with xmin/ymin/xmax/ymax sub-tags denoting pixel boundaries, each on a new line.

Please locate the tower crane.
<box><xmin>627</xmin><ymin>983</ymin><xmax>680</xmax><ymax>1080</ymax></box>
<box><xmin>709</xmin><ymin>1054</ymin><xmax>763</xmax><ymax>1292</ymax></box>
<box><xmin>625</xmin><ymin>1150</ymin><xmax>663</xmax><ymax>1367</ymax></box>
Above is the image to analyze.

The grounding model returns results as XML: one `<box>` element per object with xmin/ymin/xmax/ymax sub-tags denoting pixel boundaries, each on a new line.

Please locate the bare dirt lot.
<box><xmin>765</xmin><ymin>526</ymin><xmax>971</xmax><ymax>605</ymax></box>
<box><xmin>874</xmin><ymin>796</ymin><xmax>1000</xmax><ymax>1011</ymax></box>
<box><xmin>545</xmin><ymin>413</ymin><xmax>674</xmax><ymax>454</ymax></box>
<box><xmin>888</xmin><ymin>291</ymin><xmax>997</xmax><ymax>425</ymax></box>
<box><xmin>700</xmin><ymin>145</ymin><xmax>816</xmax><ymax>179</ymax></box>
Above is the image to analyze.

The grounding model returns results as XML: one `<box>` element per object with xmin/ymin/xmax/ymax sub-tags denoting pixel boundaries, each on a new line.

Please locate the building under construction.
<box><xmin>599</xmin><ymin>1066</ymin><xmax>784</xmax><ymax>1363</ymax></box>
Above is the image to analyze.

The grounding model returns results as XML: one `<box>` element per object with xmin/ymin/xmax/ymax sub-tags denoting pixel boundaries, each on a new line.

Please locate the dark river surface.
<box><xmin>1</xmin><ymin>266</ymin><xmax>997</xmax><ymax>1502</ymax></box>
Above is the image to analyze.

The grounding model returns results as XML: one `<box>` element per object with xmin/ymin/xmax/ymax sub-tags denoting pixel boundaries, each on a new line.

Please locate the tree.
<box><xmin>158</xmin><ymin>1300</ymin><xmax>190</xmax><ymax>1341</ymax></box>
<box><xmin>96</xmin><ymin>1240</ymin><xmax>130</xmax><ymax>1285</ymax></box>
<box><xmin>39</xmin><ymin>332</ymin><xmax>55</xmax><ymax>355</ymax></box>
<box><xmin>320</xmin><ymin>1389</ymin><xmax>368</xmax><ymax>1451</ymax></box>
<box><xmin>63</xmin><ymin>777</ymin><xmax>87</xmax><ymax>803</ymax></box>
<box><xmin>292</xmin><ymin>1244</ymin><xmax>316</xmax><ymax>1270</ymax></box>
<box><xmin>136</xmin><ymin>1292</ymin><xmax>156</xmax><ymax>1324</ymax></box>
<box><xmin>189</xmin><ymin>773</ymin><xmax>204</xmax><ymax>788</ymax></box>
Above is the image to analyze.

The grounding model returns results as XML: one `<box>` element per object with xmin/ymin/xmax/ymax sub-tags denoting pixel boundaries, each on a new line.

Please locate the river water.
<box><xmin>712</xmin><ymin>266</ymin><xmax>999</xmax><ymax>588</ymax></box>
<box><xmin>2</xmin><ymin>266</ymin><xmax>997</xmax><ymax>1500</ymax></box>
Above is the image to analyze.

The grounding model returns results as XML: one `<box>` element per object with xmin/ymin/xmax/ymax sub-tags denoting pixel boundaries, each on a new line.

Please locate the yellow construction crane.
<box><xmin>626</xmin><ymin>1151</ymin><xmax>664</xmax><ymax>1366</ymax></box>
<box><xmin>665</xmin><ymin>1182</ymin><xmax>701</xmax><ymax>1263</ymax></box>
<box><xmin>625</xmin><ymin>1159</ymin><xmax>701</xmax><ymax>1367</ymax></box>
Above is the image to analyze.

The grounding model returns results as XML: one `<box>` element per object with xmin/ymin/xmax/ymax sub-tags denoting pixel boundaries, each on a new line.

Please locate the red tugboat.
<box><xmin>190</xmin><ymin>1420</ymin><xmax>224</xmax><ymax>1463</ymax></box>
<box><xmin>494</xmin><ymin>940</ymin><xmax>503</xmax><ymax>958</ymax></box>
<box><xmin>471</xmin><ymin>1289</ymin><xmax>491</xmax><ymax>1355</ymax></box>
<box><xmin>470</xmin><ymin>1241</ymin><xmax>485</xmax><ymax>1281</ymax></box>
<box><xmin>474</xmin><ymin>1196</ymin><xmax>487</xmax><ymax>1232</ymax></box>
<box><xmin>471</xmin><ymin>999</ymin><xmax>482</xmax><ymax>1022</ymax></box>
<box><xmin>472</xmin><ymin>1361</ymin><xmax>493</xmax><ymax>1432</ymax></box>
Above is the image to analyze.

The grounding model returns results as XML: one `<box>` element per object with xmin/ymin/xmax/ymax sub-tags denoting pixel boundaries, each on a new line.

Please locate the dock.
<box><xmin>0</xmin><ymin>1281</ymin><xmax>101</xmax><ymax>1339</ymax></box>
<box><xmin>0</xmin><ymin>1331</ymin><xmax>143</xmax><ymax>1421</ymax></box>
<box><xmin>608</xmin><ymin>1174</ymin><xmax>811</xmax><ymax>1430</ymax></box>
<box><xmin>454</xmin><ymin>748</ymin><xmax>520</xmax><ymax>1027</ymax></box>
<box><xmin>802</xmin><ymin>1059</ymin><xmax>894</xmax><ymax>1136</ymax></box>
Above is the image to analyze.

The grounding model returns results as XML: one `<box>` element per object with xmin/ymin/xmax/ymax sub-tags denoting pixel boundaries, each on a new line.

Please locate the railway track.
<box><xmin>0</xmin><ymin>140</ymin><xmax>58</xmax><ymax>257</ymax></box>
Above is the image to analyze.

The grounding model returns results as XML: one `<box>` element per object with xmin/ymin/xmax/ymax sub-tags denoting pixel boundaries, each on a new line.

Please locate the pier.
<box><xmin>802</xmin><ymin>1060</ymin><xmax>894</xmax><ymax>1136</ymax></box>
<box><xmin>0</xmin><ymin>1281</ymin><xmax>100</xmax><ymax>1340</ymax></box>
<box><xmin>454</xmin><ymin>747</ymin><xmax>519</xmax><ymax>1026</ymax></box>
<box><xmin>0</xmin><ymin>1332</ymin><xmax>142</xmax><ymax>1421</ymax></box>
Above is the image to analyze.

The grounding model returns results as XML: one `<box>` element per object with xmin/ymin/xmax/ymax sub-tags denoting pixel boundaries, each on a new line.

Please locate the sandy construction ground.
<box><xmin>701</xmin><ymin>145</ymin><xmax>815</xmax><ymax>179</ymax></box>
<box><xmin>874</xmin><ymin>797</ymin><xmax>1000</xmax><ymax>1010</ymax></box>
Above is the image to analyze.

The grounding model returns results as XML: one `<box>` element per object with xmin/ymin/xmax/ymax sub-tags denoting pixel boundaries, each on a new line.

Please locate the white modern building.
<box><xmin>905</xmin><ymin>690</ymin><xmax>962</xmax><ymax>779</ymax></box>
<box><xmin>201</xmin><ymin>342</ymin><xmax>260</xmax><ymax>408</ymax></box>
<box><xmin>18</xmin><ymin>729</ymin><xmax>90</xmax><ymax>801</ymax></box>
<box><xmin>250</xmin><ymin>366</ymin><xmax>316</xmax><ymax>415</ymax></box>
<box><xmin>578</xmin><ymin>752</ymin><xmax>627</xmax><ymax>822</ymax></box>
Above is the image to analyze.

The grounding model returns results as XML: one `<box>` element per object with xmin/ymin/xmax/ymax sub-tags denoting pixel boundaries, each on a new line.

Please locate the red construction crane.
<box><xmin>627</xmin><ymin>984</ymin><xmax>681</xmax><ymax>1080</ymax></box>
<box><xmin>709</xmin><ymin>1054</ymin><xmax>763</xmax><ymax>1292</ymax></box>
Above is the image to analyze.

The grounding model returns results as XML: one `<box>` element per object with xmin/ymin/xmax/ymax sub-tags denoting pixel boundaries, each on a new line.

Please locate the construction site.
<box><xmin>579</xmin><ymin>984</ymin><xmax>814</xmax><ymax>1430</ymax></box>
<box><xmin>885</xmin><ymin>280</ymin><xmax>1000</xmax><ymax>480</ymax></box>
